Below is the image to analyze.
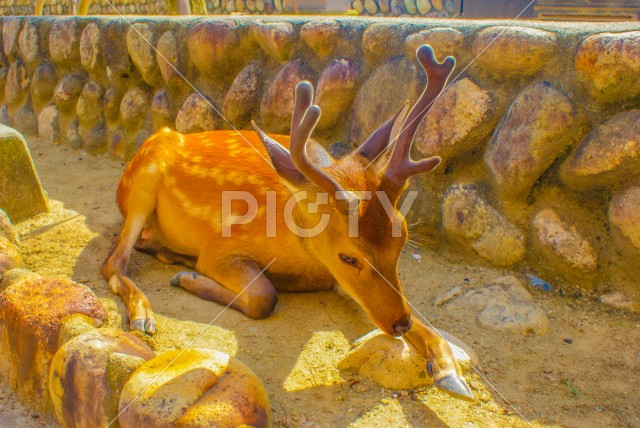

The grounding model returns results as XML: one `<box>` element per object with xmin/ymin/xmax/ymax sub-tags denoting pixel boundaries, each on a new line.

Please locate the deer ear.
<box><xmin>355</xmin><ymin>102</ymin><xmax>409</xmax><ymax>161</ymax></box>
<box><xmin>252</xmin><ymin>121</ymin><xmax>307</xmax><ymax>187</ymax></box>
<box><xmin>306</xmin><ymin>140</ymin><xmax>335</xmax><ymax>168</ymax></box>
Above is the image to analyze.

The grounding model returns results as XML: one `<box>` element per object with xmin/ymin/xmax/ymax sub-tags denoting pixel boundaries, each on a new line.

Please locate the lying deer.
<box><xmin>102</xmin><ymin>45</ymin><xmax>472</xmax><ymax>400</ymax></box>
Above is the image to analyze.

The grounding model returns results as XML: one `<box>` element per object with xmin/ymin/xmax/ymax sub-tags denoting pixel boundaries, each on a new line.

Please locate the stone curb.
<box><xmin>0</xmin><ymin>210</ymin><xmax>270</xmax><ymax>427</ymax></box>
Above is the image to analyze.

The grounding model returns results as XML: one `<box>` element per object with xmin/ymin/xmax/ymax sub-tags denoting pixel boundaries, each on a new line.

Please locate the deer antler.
<box><xmin>289</xmin><ymin>82</ymin><xmax>359</xmax><ymax>215</ymax></box>
<box><xmin>384</xmin><ymin>45</ymin><xmax>455</xmax><ymax>184</ymax></box>
<box><xmin>253</xmin><ymin>82</ymin><xmax>359</xmax><ymax>215</ymax></box>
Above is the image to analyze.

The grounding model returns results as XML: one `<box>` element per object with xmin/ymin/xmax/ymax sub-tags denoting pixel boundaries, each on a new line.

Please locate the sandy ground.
<box><xmin>1</xmin><ymin>137</ymin><xmax>639</xmax><ymax>428</ymax></box>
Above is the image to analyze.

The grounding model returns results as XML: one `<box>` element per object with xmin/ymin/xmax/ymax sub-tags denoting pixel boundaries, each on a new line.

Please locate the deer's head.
<box><xmin>254</xmin><ymin>45</ymin><xmax>455</xmax><ymax>336</ymax></box>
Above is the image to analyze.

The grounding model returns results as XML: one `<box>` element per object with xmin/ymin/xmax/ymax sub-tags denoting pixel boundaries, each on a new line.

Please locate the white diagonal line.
<box><xmin>364</xmin><ymin>257</ymin><xmax>534</xmax><ymax>427</ymax></box>
<box><xmin>106</xmin><ymin>258</ymin><xmax>276</xmax><ymax>427</ymax></box>
<box><xmin>364</xmin><ymin>0</ymin><xmax>538</xmax><ymax>172</ymax></box>
<box><xmin>99</xmin><ymin>0</ymin><xmax>274</xmax><ymax>169</ymax></box>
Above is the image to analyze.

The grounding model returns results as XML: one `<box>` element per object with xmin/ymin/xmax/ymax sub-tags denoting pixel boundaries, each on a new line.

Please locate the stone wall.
<box><xmin>1</xmin><ymin>16</ymin><xmax>639</xmax><ymax>308</ymax></box>
<box><xmin>0</xmin><ymin>0</ymin><xmax>458</xmax><ymax>16</ymax></box>
<box><xmin>2</xmin><ymin>0</ymin><xmax>168</xmax><ymax>16</ymax></box>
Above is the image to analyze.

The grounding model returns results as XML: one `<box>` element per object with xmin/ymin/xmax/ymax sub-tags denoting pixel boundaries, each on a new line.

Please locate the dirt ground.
<box><xmin>2</xmin><ymin>137</ymin><xmax>639</xmax><ymax>428</ymax></box>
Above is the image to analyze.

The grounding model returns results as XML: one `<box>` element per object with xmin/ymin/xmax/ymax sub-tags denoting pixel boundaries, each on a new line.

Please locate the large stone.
<box><xmin>128</xmin><ymin>22</ymin><xmax>162</xmax><ymax>87</ymax></box>
<box><xmin>560</xmin><ymin>110</ymin><xmax>640</xmax><ymax>189</ymax></box>
<box><xmin>472</xmin><ymin>26</ymin><xmax>557</xmax><ymax>75</ymax></box>
<box><xmin>119</xmin><ymin>85</ymin><xmax>151</xmax><ymax>131</ymax></box>
<box><xmin>38</xmin><ymin>104</ymin><xmax>61</xmax><ymax>145</ymax></box>
<box><xmin>338</xmin><ymin>329</ymin><xmax>473</xmax><ymax>390</ymax></box>
<box><xmin>119</xmin><ymin>348</ymin><xmax>270</xmax><ymax>428</ymax></box>
<box><xmin>222</xmin><ymin>61</ymin><xmax>264</xmax><ymax>129</ymax></box>
<box><xmin>102</xmin><ymin>21</ymin><xmax>133</xmax><ymax>80</ymax></box>
<box><xmin>49</xmin><ymin>329</ymin><xmax>155</xmax><ymax>428</ymax></box>
<box><xmin>362</xmin><ymin>23</ymin><xmax>409</xmax><ymax>66</ymax></box>
<box><xmin>599</xmin><ymin>292</ymin><xmax>639</xmax><ymax>313</ymax></box>
<box><xmin>351</xmin><ymin>56</ymin><xmax>421</xmax><ymax>145</ymax></box>
<box><xmin>532</xmin><ymin>208</ymin><xmax>598</xmax><ymax>271</ymax></box>
<box><xmin>188</xmin><ymin>20</ymin><xmax>241</xmax><ymax>80</ymax></box>
<box><xmin>252</xmin><ymin>21</ymin><xmax>296</xmax><ymax>63</ymax></box>
<box><xmin>0</xmin><ymin>235</ymin><xmax>23</xmax><ymax>279</ymax></box>
<box><xmin>80</xmin><ymin>22</ymin><xmax>104</xmax><ymax>76</ymax></box>
<box><xmin>151</xmin><ymin>88</ymin><xmax>174</xmax><ymax>130</ymax></box>
<box><xmin>485</xmin><ymin>81</ymin><xmax>577</xmax><ymax>197</ymax></box>
<box><xmin>108</xmin><ymin>126</ymin><xmax>127</xmax><ymax>160</ymax></box>
<box><xmin>31</xmin><ymin>62</ymin><xmax>57</xmax><ymax>106</ymax></box>
<box><xmin>103</xmin><ymin>86</ymin><xmax>122</xmax><ymax>123</ymax></box>
<box><xmin>4</xmin><ymin>60</ymin><xmax>30</xmax><ymax>106</ymax></box>
<box><xmin>445</xmin><ymin>276</ymin><xmax>549</xmax><ymax>335</ymax></box>
<box><xmin>3</xmin><ymin>19</ymin><xmax>22</xmax><ymax>61</ymax></box>
<box><xmin>53</xmin><ymin>72</ymin><xmax>86</xmax><ymax>113</ymax></box>
<box><xmin>156</xmin><ymin>30</ymin><xmax>189</xmax><ymax>100</ymax></box>
<box><xmin>0</xmin><ymin>124</ymin><xmax>49</xmax><ymax>222</ymax></box>
<box><xmin>176</xmin><ymin>93</ymin><xmax>220</xmax><ymax>134</ymax></box>
<box><xmin>300</xmin><ymin>20</ymin><xmax>342</xmax><ymax>59</ymax></box>
<box><xmin>442</xmin><ymin>184</ymin><xmax>525</xmax><ymax>267</ymax></box>
<box><xmin>315</xmin><ymin>58</ymin><xmax>358</xmax><ymax>132</ymax></box>
<box><xmin>80</xmin><ymin>123</ymin><xmax>107</xmax><ymax>153</ymax></box>
<box><xmin>13</xmin><ymin>103</ymin><xmax>38</xmax><ymax>136</ymax></box>
<box><xmin>77</xmin><ymin>81</ymin><xmax>104</xmax><ymax>127</ymax></box>
<box><xmin>609</xmin><ymin>184</ymin><xmax>640</xmax><ymax>252</ymax></box>
<box><xmin>414</xmin><ymin>77</ymin><xmax>494</xmax><ymax>160</ymax></box>
<box><xmin>18</xmin><ymin>21</ymin><xmax>42</xmax><ymax>69</ymax></box>
<box><xmin>0</xmin><ymin>272</ymin><xmax>107</xmax><ymax>414</ymax></box>
<box><xmin>49</xmin><ymin>18</ymin><xmax>81</xmax><ymax>69</ymax></box>
<box><xmin>405</xmin><ymin>28</ymin><xmax>464</xmax><ymax>59</ymax></box>
<box><xmin>575</xmin><ymin>31</ymin><xmax>640</xmax><ymax>103</ymax></box>
<box><xmin>65</xmin><ymin>118</ymin><xmax>82</xmax><ymax>150</ymax></box>
<box><xmin>260</xmin><ymin>59</ymin><xmax>314</xmax><ymax>134</ymax></box>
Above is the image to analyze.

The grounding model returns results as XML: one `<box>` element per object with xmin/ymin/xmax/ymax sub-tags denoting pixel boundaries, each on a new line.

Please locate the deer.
<box><xmin>101</xmin><ymin>44</ymin><xmax>473</xmax><ymax>400</ymax></box>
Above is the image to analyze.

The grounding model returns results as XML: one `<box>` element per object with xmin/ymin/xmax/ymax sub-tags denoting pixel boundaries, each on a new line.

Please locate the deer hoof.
<box><xmin>435</xmin><ymin>374</ymin><xmax>474</xmax><ymax>401</ymax></box>
<box><xmin>170</xmin><ymin>271</ymin><xmax>200</xmax><ymax>288</ymax></box>
<box><xmin>131</xmin><ymin>317</ymin><xmax>156</xmax><ymax>336</ymax></box>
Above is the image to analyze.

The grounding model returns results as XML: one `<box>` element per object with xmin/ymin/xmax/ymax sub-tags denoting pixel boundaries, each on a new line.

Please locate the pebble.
<box><xmin>434</xmin><ymin>285</ymin><xmax>465</xmax><ymax>307</ymax></box>
<box><xmin>564</xmin><ymin>338</ymin><xmax>573</xmax><ymax>344</ymax></box>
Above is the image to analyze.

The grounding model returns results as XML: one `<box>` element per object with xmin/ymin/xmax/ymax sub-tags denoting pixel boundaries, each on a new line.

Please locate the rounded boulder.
<box><xmin>49</xmin><ymin>329</ymin><xmax>155</xmax><ymax>428</ymax></box>
<box><xmin>119</xmin><ymin>348</ymin><xmax>270</xmax><ymax>428</ymax></box>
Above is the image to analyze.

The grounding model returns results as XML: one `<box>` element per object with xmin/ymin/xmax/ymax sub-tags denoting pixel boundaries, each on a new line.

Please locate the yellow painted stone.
<box><xmin>338</xmin><ymin>329</ymin><xmax>472</xmax><ymax>390</ymax></box>
<box><xmin>0</xmin><ymin>124</ymin><xmax>49</xmax><ymax>222</ymax></box>
<box><xmin>0</xmin><ymin>273</ymin><xmax>107</xmax><ymax>414</ymax></box>
<box><xmin>49</xmin><ymin>329</ymin><xmax>155</xmax><ymax>428</ymax></box>
<box><xmin>119</xmin><ymin>348</ymin><xmax>270</xmax><ymax>428</ymax></box>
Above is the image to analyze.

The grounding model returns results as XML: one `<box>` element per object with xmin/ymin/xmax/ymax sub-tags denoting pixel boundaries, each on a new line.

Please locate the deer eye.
<box><xmin>339</xmin><ymin>254</ymin><xmax>359</xmax><ymax>267</ymax></box>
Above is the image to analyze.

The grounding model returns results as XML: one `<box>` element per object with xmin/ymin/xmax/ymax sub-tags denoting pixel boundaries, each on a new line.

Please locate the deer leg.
<box><xmin>101</xmin><ymin>198</ymin><xmax>157</xmax><ymax>335</ymax></box>
<box><xmin>403</xmin><ymin>319</ymin><xmax>473</xmax><ymax>400</ymax></box>
<box><xmin>171</xmin><ymin>258</ymin><xmax>278</xmax><ymax>320</ymax></box>
<box><xmin>134</xmin><ymin>226</ymin><xmax>197</xmax><ymax>268</ymax></box>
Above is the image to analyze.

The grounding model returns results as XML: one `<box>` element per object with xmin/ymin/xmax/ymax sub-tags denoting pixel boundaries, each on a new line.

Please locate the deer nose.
<box><xmin>392</xmin><ymin>314</ymin><xmax>413</xmax><ymax>336</ymax></box>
